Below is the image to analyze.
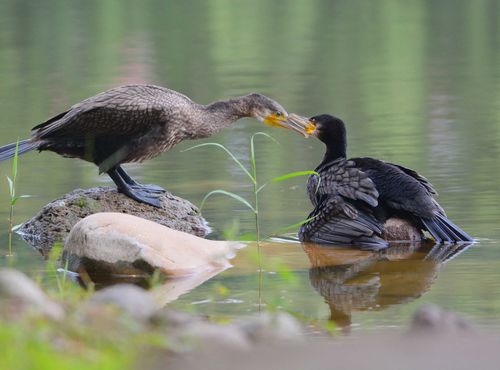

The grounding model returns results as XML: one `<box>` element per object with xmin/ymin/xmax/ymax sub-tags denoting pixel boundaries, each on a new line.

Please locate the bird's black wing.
<box><xmin>386</xmin><ymin>162</ymin><xmax>437</xmax><ymax>195</ymax></box>
<box><xmin>299</xmin><ymin>195</ymin><xmax>388</xmax><ymax>250</ymax></box>
<box><xmin>302</xmin><ymin>159</ymin><xmax>386</xmax><ymax>250</ymax></box>
<box><xmin>352</xmin><ymin>157</ymin><xmax>442</xmax><ymax>217</ymax></box>
<box><xmin>308</xmin><ymin>158</ymin><xmax>379</xmax><ymax>208</ymax></box>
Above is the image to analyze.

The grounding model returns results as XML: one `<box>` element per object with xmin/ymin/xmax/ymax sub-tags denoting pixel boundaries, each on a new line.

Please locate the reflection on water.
<box><xmin>305</xmin><ymin>242</ymin><xmax>472</xmax><ymax>332</ymax></box>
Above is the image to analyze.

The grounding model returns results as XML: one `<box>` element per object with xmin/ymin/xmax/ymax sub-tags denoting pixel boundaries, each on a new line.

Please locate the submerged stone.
<box><xmin>63</xmin><ymin>212</ymin><xmax>242</xmax><ymax>278</ymax></box>
<box><xmin>18</xmin><ymin>187</ymin><xmax>210</xmax><ymax>255</ymax></box>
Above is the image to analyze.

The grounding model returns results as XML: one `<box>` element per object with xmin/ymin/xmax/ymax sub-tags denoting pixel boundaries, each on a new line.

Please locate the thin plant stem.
<box><xmin>250</xmin><ymin>133</ymin><xmax>263</xmax><ymax>310</ymax></box>
<box><xmin>6</xmin><ymin>140</ymin><xmax>19</xmax><ymax>257</ymax></box>
<box><xmin>7</xmin><ymin>206</ymin><xmax>13</xmax><ymax>256</ymax></box>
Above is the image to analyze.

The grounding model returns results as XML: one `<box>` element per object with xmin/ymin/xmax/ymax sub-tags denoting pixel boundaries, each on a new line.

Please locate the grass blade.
<box><xmin>6</xmin><ymin>177</ymin><xmax>14</xmax><ymax>197</ymax></box>
<box><xmin>200</xmin><ymin>190</ymin><xmax>255</xmax><ymax>213</ymax></box>
<box><xmin>11</xmin><ymin>140</ymin><xmax>19</xmax><ymax>181</ymax></box>
<box><xmin>271</xmin><ymin>215</ymin><xmax>318</xmax><ymax>235</ymax></box>
<box><xmin>270</xmin><ymin>170</ymin><xmax>319</xmax><ymax>183</ymax></box>
<box><xmin>182</xmin><ymin>142</ymin><xmax>255</xmax><ymax>183</ymax></box>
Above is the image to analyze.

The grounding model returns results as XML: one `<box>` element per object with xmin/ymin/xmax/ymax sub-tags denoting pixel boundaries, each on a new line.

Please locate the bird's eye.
<box><xmin>275</xmin><ymin>111</ymin><xmax>282</xmax><ymax>117</ymax></box>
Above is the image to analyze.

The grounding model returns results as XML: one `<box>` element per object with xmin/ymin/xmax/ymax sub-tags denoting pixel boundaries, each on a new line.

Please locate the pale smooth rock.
<box><xmin>63</xmin><ymin>212</ymin><xmax>243</xmax><ymax>277</ymax></box>
<box><xmin>0</xmin><ymin>268</ymin><xmax>65</xmax><ymax>320</ymax></box>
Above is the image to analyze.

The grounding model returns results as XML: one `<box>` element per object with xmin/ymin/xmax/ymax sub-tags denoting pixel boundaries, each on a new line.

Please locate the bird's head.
<box><xmin>245</xmin><ymin>93</ymin><xmax>288</xmax><ymax>127</ymax></box>
<box><xmin>244</xmin><ymin>93</ymin><xmax>311</xmax><ymax>136</ymax></box>
<box><xmin>287</xmin><ymin>113</ymin><xmax>346</xmax><ymax>143</ymax></box>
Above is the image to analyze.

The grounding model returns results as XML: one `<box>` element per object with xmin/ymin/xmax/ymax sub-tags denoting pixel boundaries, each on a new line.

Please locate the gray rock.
<box><xmin>18</xmin><ymin>187</ymin><xmax>210</xmax><ymax>254</ymax></box>
<box><xmin>0</xmin><ymin>268</ymin><xmax>65</xmax><ymax>320</ymax></box>
<box><xmin>410</xmin><ymin>304</ymin><xmax>475</xmax><ymax>335</ymax></box>
<box><xmin>233</xmin><ymin>312</ymin><xmax>304</xmax><ymax>343</ymax></box>
<box><xmin>174</xmin><ymin>321</ymin><xmax>251</xmax><ymax>351</ymax></box>
<box><xmin>86</xmin><ymin>284</ymin><xmax>158</xmax><ymax>322</ymax></box>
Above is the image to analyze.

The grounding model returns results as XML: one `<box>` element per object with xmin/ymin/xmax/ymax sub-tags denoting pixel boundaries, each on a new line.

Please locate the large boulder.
<box><xmin>63</xmin><ymin>212</ymin><xmax>242</xmax><ymax>277</ymax></box>
<box><xmin>18</xmin><ymin>187</ymin><xmax>210</xmax><ymax>255</ymax></box>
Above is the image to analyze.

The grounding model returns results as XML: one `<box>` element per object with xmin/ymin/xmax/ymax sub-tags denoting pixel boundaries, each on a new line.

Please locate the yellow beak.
<box><xmin>286</xmin><ymin>114</ymin><xmax>317</xmax><ymax>137</ymax></box>
<box><xmin>263</xmin><ymin>114</ymin><xmax>288</xmax><ymax>128</ymax></box>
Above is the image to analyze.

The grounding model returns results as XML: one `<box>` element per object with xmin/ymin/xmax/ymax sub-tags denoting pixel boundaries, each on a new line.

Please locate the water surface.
<box><xmin>0</xmin><ymin>0</ymin><xmax>499</xmax><ymax>332</ymax></box>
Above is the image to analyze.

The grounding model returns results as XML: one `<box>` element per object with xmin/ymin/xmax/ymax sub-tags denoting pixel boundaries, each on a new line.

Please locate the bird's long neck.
<box><xmin>194</xmin><ymin>97</ymin><xmax>251</xmax><ymax>138</ymax></box>
<box><xmin>321</xmin><ymin>133</ymin><xmax>347</xmax><ymax>164</ymax></box>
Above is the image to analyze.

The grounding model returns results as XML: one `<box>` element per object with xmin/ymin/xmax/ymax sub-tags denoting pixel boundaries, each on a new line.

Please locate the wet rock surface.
<box><xmin>18</xmin><ymin>187</ymin><xmax>210</xmax><ymax>254</ymax></box>
<box><xmin>63</xmin><ymin>212</ymin><xmax>240</xmax><ymax>277</ymax></box>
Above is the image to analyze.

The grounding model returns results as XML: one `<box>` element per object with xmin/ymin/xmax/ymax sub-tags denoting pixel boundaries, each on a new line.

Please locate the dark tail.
<box><xmin>421</xmin><ymin>213</ymin><xmax>473</xmax><ymax>243</ymax></box>
<box><xmin>0</xmin><ymin>140</ymin><xmax>38</xmax><ymax>162</ymax></box>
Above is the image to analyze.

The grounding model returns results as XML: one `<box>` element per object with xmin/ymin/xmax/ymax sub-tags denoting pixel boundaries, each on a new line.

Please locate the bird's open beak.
<box><xmin>286</xmin><ymin>114</ymin><xmax>317</xmax><ymax>137</ymax></box>
<box><xmin>263</xmin><ymin>113</ymin><xmax>288</xmax><ymax>129</ymax></box>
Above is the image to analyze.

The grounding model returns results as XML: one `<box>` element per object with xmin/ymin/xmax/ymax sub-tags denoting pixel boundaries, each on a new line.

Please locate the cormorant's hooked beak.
<box><xmin>286</xmin><ymin>114</ymin><xmax>317</xmax><ymax>137</ymax></box>
<box><xmin>262</xmin><ymin>113</ymin><xmax>289</xmax><ymax>129</ymax></box>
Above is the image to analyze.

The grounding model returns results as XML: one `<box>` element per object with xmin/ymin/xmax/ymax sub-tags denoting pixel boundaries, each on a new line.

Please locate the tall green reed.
<box><xmin>184</xmin><ymin>132</ymin><xmax>318</xmax><ymax>244</ymax></box>
<box><xmin>5</xmin><ymin>140</ymin><xmax>31</xmax><ymax>256</ymax></box>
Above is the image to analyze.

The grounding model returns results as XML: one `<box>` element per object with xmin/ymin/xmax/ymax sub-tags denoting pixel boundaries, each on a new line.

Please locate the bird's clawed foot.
<box><xmin>118</xmin><ymin>186</ymin><xmax>162</xmax><ymax>208</ymax></box>
<box><xmin>130</xmin><ymin>183</ymin><xmax>166</xmax><ymax>194</ymax></box>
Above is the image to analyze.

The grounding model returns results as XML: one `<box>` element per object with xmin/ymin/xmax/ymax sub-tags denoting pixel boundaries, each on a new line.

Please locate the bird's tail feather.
<box><xmin>421</xmin><ymin>214</ymin><xmax>473</xmax><ymax>243</ymax></box>
<box><xmin>0</xmin><ymin>140</ymin><xmax>37</xmax><ymax>162</ymax></box>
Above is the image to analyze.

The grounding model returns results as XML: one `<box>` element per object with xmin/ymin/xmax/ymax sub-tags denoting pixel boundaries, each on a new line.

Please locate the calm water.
<box><xmin>0</xmin><ymin>0</ymin><xmax>499</xmax><ymax>332</ymax></box>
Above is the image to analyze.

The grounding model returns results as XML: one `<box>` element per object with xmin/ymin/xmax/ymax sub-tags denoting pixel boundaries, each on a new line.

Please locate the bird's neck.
<box><xmin>322</xmin><ymin>137</ymin><xmax>347</xmax><ymax>164</ymax></box>
<box><xmin>195</xmin><ymin>97</ymin><xmax>251</xmax><ymax>138</ymax></box>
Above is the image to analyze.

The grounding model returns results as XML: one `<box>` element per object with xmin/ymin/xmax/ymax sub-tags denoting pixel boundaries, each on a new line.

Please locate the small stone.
<box><xmin>63</xmin><ymin>212</ymin><xmax>242</xmax><ymax>277</ymax></box>
<box><xmin>18</xmin><ymin>187</ymin><xmax>210</xmax><ymax>255</ymax></box>
<box><xmin>383</xmin><ymin>217</ymin><xmax>423</xmax><ymax>242</ymax></box>
<box><xmin>410</xmin><ymin>304</ymin><xmax>475</xmax><ymax>335</ymax></box>
<box><xmin>177</xmin><ymin>321</ymin><xmax>251</xmax><ymax>351</ymax></box>
<box><xmin>0</xmin><ymin>268</ymin><xmax>65</xmax><ymax>321</ymax></box>
<box><xmin>233</xmin><ymin>312</ymin><xmax>304</xmax><ymax>343</ymax></box>
<box><xmin>86</xmin><ymin>284</ymin><xmax>158</xmax><ymax>322</ymax></box>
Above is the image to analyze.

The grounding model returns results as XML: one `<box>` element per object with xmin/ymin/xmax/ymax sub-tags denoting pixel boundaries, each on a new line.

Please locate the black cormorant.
<box><xmin>0</xmin><ymin>84</ymin><xmax>303</xmax><ymax>207</ymax></box>
<box><xmin>288</xmin><ymin>114</ymin><xmax>473</xmax><ymax>249</ymax></box>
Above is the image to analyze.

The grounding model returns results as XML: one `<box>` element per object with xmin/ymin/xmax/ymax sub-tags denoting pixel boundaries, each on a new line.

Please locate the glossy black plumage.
<box><xmin>299</xmin><ymin>114</ymin><xmax>473</xmax><ymax>248</ymax></box>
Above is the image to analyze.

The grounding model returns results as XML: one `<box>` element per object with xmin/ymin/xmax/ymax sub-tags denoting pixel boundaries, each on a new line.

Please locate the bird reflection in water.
<box><xmin>304</xmin><ymin>241</ymin><xmax>472</xmax><ymax>333</ymax></box>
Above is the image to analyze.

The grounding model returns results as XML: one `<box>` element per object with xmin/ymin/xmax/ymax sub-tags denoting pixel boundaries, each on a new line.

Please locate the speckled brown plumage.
<box><xmin>0</xmin><ymin>84</ymin><xmax>287</xmax><ymax>207</ymax></box>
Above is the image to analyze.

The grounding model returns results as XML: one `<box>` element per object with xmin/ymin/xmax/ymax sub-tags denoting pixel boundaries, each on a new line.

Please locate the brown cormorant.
<box><xmin>0</xmin><ymin>84</ymin><xmax>302</xmax><ymax>207</ymax></box>
<box><xmin>288</xmin><ymin>114</ymin><xmax>473</xmax><ymax>249</ymax></box>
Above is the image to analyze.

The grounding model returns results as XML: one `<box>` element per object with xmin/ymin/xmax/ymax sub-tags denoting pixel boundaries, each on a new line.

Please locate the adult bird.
<box><xmin>288</xmin><ymin>114</ymin><xmax>473</xmax><ymax>249</ymax></box>
<box><xmin>0</xmin><ymin>84</ymin><xmax>302</xmax><ymax>207</ymax></box>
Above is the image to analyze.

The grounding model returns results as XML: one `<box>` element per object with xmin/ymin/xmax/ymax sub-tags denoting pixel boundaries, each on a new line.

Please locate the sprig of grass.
<box><xmin>185</xmin><ymin>133</ymin><xmax>319</xmax><ymax>309</ymax></box>
<box><xmin>184</xmin><ymin>132</ymin><xmax>319</xmax><ymax>244</ymax></box>
<box><xmin>5</xmin><ymin>140</ymin><xmax>31</xmax><ymax>256</ymax></box>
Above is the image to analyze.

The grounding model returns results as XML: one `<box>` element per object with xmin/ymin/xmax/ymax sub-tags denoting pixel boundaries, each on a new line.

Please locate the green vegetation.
<box><xmin>5</xmin><ymin>140</ymin><xmax>31</xmax><ymax>256</ymax></box>
<box><xmin>184</xmin><ymin>132</ymin><xmax>318</xmax><ymax>244</ymax></box>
